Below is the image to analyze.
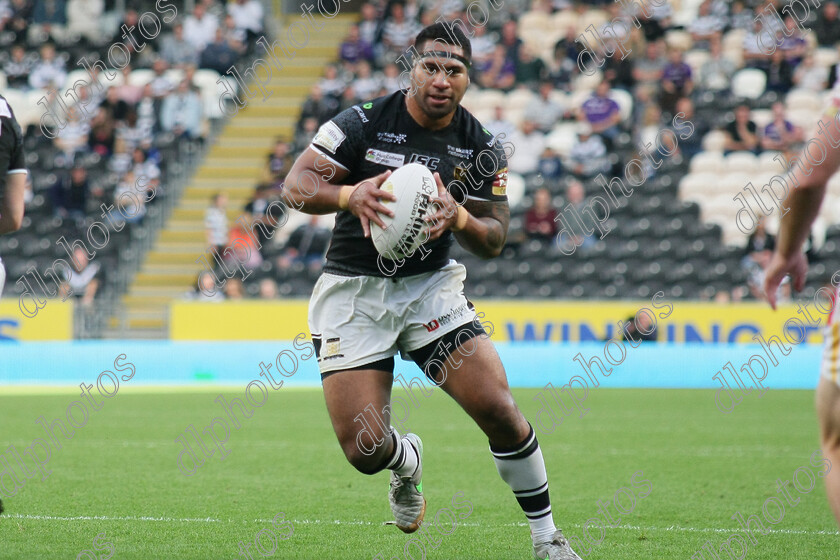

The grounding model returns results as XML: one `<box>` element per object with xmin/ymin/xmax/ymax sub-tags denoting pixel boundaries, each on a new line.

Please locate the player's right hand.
<box><xmin>348</xmin><ymin>170</ymin><xmax>396</xmax><ymax>238</ymax></box>
<box><xmin>762</xmin><ymin>250</ymin><xmax>808</xmax><ymax>310</ymax></box>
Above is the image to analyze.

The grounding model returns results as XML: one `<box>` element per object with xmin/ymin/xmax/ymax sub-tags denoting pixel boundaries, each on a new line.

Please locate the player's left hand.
<box><xmin>762</xmin><ymin>250</ymin><xmax>808</xmax><ymax>310</ymax></box>
<box><xmin>424</xmin><ymin>172</ymin><xmax>461</xmax><ymax>241</ymax></box>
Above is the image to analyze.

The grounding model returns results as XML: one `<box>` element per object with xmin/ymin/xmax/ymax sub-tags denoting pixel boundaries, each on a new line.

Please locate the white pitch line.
<box><xmin>3</xmin><ymin>515</ymin><xmax>837</xmax><ymax>536</ymax></box>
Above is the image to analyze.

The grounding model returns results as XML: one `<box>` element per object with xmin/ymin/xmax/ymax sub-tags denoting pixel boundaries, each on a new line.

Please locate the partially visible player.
<box><xmin>0</xmin><ymin>92</ymin><xmax>27</xmax><ymax>299</ymax></box>
<box><xmin>763</xmin><ymin>96</ymin><xmax>840</xmax><ymax>528</ymax></box>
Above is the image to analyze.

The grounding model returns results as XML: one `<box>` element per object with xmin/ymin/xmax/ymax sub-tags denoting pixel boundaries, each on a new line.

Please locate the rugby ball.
<box><xmin>371</xmin><ymin>163</ymin><xmax>437</xmax><ymax>260</ymax></box>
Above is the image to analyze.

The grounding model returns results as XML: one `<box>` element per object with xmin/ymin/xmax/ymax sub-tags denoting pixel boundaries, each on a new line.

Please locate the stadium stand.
<box><xmin>1</xmin><ymin>0</ymin><xmax>838</xmax><ymax>338</ymax></box>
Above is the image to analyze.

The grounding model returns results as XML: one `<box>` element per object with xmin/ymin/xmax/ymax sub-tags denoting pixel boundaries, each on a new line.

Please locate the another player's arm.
<box><xmin>284</xmin><ymin>148</ymin><xmax>395</xmax><ymax>237</ymax></box>
<box><xmin>763</xmin><ymin>115</ymin><xmax>840</xmax><ymax>308</ymax></box>
<box><xmin>0</xmin><ymin>172</ymin><xmax>26</xmax><ymax>234</ymax></box>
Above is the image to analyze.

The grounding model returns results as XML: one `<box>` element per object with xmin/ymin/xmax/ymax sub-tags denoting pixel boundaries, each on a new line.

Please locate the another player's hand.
<box><xmin>347</xmin><ymin>170</ymin><xmax>396</xmax><ymax>238</ymax></box>
<box><xmin>762</xmin><ymin>250</ymin><xmax>808</xmax><ymax>310</ymax></box>
<box><xmin>424</xmin><ymin>172</ymin><xmax>461</xmax><ymax>241</ymax></box>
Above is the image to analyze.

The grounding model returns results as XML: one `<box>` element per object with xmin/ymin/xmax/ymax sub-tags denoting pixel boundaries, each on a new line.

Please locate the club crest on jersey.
<box><xmin>447</xmin><ymin>146</ymin><xmax>473</xmax><ymax>159</ymax></box>
<box><xmin>453</xmin><ymin>163</ymin><xmax>469</xmax><ymax>182</ymax></box>
<box><xmin>408</xmin><ymin>153</ymin><xmax>440</xmax><ymax>169</ymax></box>
<box><xmin>313</xmin><ymin>121</ymin><xmax>346</xmax><ymax>154</ymax></box>
<box><xmin>493</xmin><ymin>167</ymin><xmax>509</xmax><ymax>196</ymax></box>
<box><xmin>365</xmin><ymin>149</ymin><xmax>405</xmax><ymax>168</ymax></box>
<box><xmin>377</xmin><ymin>132</ymin><xmax>407</xmax><ymax>144</ymax></box>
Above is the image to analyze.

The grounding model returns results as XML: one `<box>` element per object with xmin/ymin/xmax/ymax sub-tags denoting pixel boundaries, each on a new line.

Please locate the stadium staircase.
<box><xmin>106</xmin><ymin>14</ymin><xmax>357</xmax><ymax>339</ymax></box>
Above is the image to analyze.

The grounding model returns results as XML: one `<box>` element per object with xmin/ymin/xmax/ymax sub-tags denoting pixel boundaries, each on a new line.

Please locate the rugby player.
<box><xmin>0</xmin><ymin>93</ymin><xmax>26</xmax><ymax>298</ymax></box>
<box><xmin>0</xmin><ymin>92</ymin><xmax>27</xmax><ymax>516</ymax></box>
<box><xmin>284</xmin><ymin>23</ymin><xmax>581</xmax><ymax>560</ymax></box>
<box><xmin>763</xmin><ymin>95</ymin><xmax>840</xmax><ymax>529</ymax></box>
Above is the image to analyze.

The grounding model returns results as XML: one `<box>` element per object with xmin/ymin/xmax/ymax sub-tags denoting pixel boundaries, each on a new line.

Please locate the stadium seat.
<box><xmin>665</xmin><ymin>30</ymin><xmax>693</xmax><ymax>51</ymax></box>
<box><xmin>478</xmin><ymin>90</ymin><xmax>506</xmax><ymax>109</ymax></box>
<box><xmin>731</xmin><ymin>69</ymin><xmax>766</xmax><ymax>100</ymax></box>
<box><xmin>506</xmin><ymin>89</ymin><xmax>537</xmax><ymax>111</ymax></box>
<box><xmin>785</xmin><ymin>89</ymin><xmax>823</xmax><ymax>112</ymax></box>
<box><xmin>552</xmin><ymin>10</ymin><xmax>578</xmax><ymax>32</ymax></box>
<box><xmin>758</xmin><ymin>151</ymin><xmax>785</xmax><ymax>173</ymax></box>
<box><xmin>128</xmin><ymin>69</ymin><xmax>155</xmax><ymax>87</ymax></box>
<box><xmin>545</xmin><ymin>124</ymin><xmax>578</xmax><ymax>157</ymax></box>
<box><xmin>689</xmin><ymin>152</ymin><xmax>724</xmax><ymax>174</ymax></box>
<box><xmin>609</xmin><ymin>89</ymin><xmax>633</xmax><ymax>122</ymax></box>
<box><xmin>506</xmin><ymin>172</ymin><xmax>525</xmax><ymax>208</ymax></box>
<box><xmin>724</xmin><ymin>151</ymin><xmax>759</xmax><ymax>174</ymax></box>
<box><xmin>701</xmin><ymin>130</ymin><xmax>727</xmax><ymax>152</ymax></box>
<box><xmin>815</xmin><ymin>47</ymin><xmax>839</xmax><ymax>70</ymax></box>
<box><xmin>684</xmin><ymin>50</ymin><xmax>710</xmax><ymax>77</ymax></box>
<box><xmin>575</xmin><ymin>9</ymin><xmax>609</xmax><ymax>35</ymax></box>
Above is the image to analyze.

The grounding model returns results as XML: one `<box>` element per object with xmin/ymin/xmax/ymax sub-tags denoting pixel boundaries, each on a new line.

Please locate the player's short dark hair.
<box><xmin>414</xmin><ymin>22</ymin><xmax>472</xmax><ymax>64</ymax></box>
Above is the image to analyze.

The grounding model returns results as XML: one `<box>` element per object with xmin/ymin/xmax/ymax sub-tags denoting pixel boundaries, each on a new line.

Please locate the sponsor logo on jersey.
<box><xmin>453</xmin><ymin>163</ymin><xmax>469</xmax><ymax>182</ymax></box>
<box><xmin>351</xmin><ymin>105</ymin><xmax>369</xmax><ymax>123</ymax></box>
<box><xmin>493</xmin><ymin>166</ymin><xmax>508</xmax><ymax>196</ymax></box>
<box><xmin>312</xmin><ymin>121</ymin><xmax>346</xmax><ymax>154</ymax></box>
<box><xmin>377</xmin><ymin>132</ymin><xmax>407</xmax><ymax>144</ymax></box>
<box><xmin>425</xmin><ymin>303</ymin><xmax>470</xmax><ymax>332</ymax></box>
<box><xmin>365</xmin><ymin>148</ymin><xmax>405</xmax><ymax>168</ymax></box>
<box><xmin>447</xmin><ymin>145</ymin><xmax>474</xmax><ymax>159</ymax></box>
<box><xmin>423</xmin><ymin>319</ymin><xmax>440</xmax><ymax>332</ymax></box>
<box><xmin>408</xmin><ymin>153</ymin><xmax>440</xmax><ymax>169</ymax></box>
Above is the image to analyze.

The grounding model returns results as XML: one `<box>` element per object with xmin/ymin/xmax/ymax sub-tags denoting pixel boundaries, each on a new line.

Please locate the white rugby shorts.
<box><xmin>308</xmin><ymin>260</ymin><xmax>480</xmax><ymax>375</ymax></box>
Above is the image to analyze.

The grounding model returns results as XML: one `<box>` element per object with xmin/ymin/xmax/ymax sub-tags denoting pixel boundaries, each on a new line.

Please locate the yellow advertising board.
<box><xmin>0</xmin><ymin>299</ymin><xmax>73</xmax><ymax>340</ymax></box>
<box><xmin>169</xmin><ymin>299</ymin><xmax>828</xmax><ymax>344</ymax></box>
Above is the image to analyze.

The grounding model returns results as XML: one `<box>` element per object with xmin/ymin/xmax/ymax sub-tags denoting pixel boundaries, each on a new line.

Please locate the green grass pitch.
<box><xmin>0</xmin><ymin>386</ymin><xmax>837</xmax><ymax>559</ymax></box>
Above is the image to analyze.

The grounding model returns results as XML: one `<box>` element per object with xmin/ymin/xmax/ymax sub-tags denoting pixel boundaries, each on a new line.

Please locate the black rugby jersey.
<box><xmin>310</xmin><ymin>90</ymin><xmax>509</xmax><ymax>277</ymax></box>
<box><xmin>0</xmin><ymin>95</ymin><xmax>25</xmax><ymax>178</ymax></box>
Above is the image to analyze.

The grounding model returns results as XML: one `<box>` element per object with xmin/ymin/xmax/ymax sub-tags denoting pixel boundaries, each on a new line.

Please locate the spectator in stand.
<box><xmin>537</xmin><ymin>147</ymin><xmax>564</xmax><ymax>189</ymax></box>
<box><xmin>524</xmin><ymin>187</ymin><xmax>557</xmax><ymax>242</ymax></box>
<box><xmin>224</xmin><ymin>277</ymin><xmax>244</xmax><ymax>299</ymax></box>
<box><xmin>561</xmin><ymin>180</ymin><xmax>595</xmax><ymax>251</ymax></box>
<box><xmin>190</xmin><ymin>271</ymin><xmax>225</xmax><ymax>301</ymax></box>
<box><xmin>352</xmin><ymin>60</ymin><xmax>381</xmax><ymax>101</ymax></box>
<box><xmin>200</xmin><ymin>27</ymin><xmax>240</xmax><ymax>74</ymax></box>
<box><xmin>358</xmin><ymin>2</ymin><xmax>379</xmax><ymax>48</ymax></box>
<box><xmin>5</xmin><ymin>0</ymin><xmax>33</xmax><ymax>44</ymax></box>
<box><xmin>815</xmin><ymin>2</ymin><xmax>840</xmax><ymax>47</ymax></box>
<box><xmin>205</xmin><ymin>192</ymin><xmax>228</xmax><ymax>259</ymax></box>
<box><xmin>581</xmin><ymin>80</ymin><xmax>622</xmax><ymax>142</ymax></box>
<box><xmin>761</xmin><ymin>101</ymin><xmax>803</xmax><ymax>153</ymax></box>
<box><xmin>299</xmin><ymin>85</ymin><xmax>339</xmax><ymax>127</ymax></box>
<box><xmin>30</xmin><ymin>0</ymin><xmax>67</xmax><ymax>44</ymax></box>
<box><xmin>688</xmin><ymin>0</ymin><xmax>724</xmax><ymax>49</ymax></box>
<box><xmin>479</xmin><ymin>44</ymin><xmax>516</xmax><ymax>91</ymax></box>
<box><xmin>244</xmin><ymin>183</ymin><xmax>281</xmax><ymax>237</ymax></box>
<box><xmin>764</xmin><ymin>48</ymin><xmax>793</xmax><ymax>95</ymax></box>
<box><xmin>87</xmin><ymin>106</ymin><xmax>115</xmax><ymax>156</ymax></box>
<box><xmin>507</xmin><ymin>120</ymin><xmax>545</xmax><ymax>176</ymax></box>
<box><xmin>339</xmin><ymin>24</ymin><xmax>373</xmax><ymax>66</ymax></box>
<box><xmin>632</xmin><ymin>40</ymin><xmax>665</xmax><ymax>99</ymax></box>
<box><xmin>743</xmin><ymin>19</ymin><xmax>772</xmax><ymax>70</ymax></box>
<box><xmin>381</xmin><ymin>3</ymin><xmax>420</xmax><ymax>60</ymax></box>
<box><xmin>698</xmin><ymin>37</ymin><xmax>735</xmax><ymax>95</ymax></box>
<box><xmin>160</xmin><ymin>22</ymin><xmax>201</xmax><ymax>68</ymax></box>
<box><xmin>114</xmin><ymin>65</ymin><xmax>143</xmax><ymax>105</ymax></box>
<box><xmin>54</xmin><ymin>107</ymin><xmax>90</xmax><ymax>161</ymax></box>
<box><xmin>380</xmin><ymin>63</ymin><xmax>401</xmax><ymax>93</ymax></box>
<box><xmin>485</xmin><ymin>105</ymin><xmax>516</xmax><ymax>142</ymax></box>
<box><xmin>293</xmin><ymin>117</ymin><xmax>319</xmax><ymax>154</ymax></box>
<box><xmin>222</xmin><ymin>13</ymin><xmax>247</xmax><ymax>56</ymax></box>
<box><xmin>723</xmin><ymin>104</ymin><xmax>759</xmax><ymax>154</ymax></box>
<box><xmin>113</xmin><ymin>169</ymin><xmax>147</xmax><ymax>227</ymax></box>
<box><xmin>741</xmin><ymin>216</ymin><xmax>777</xmax><ymax>300</ymax></box>
<box><xmin>662</xmin><ymin>97</ymin><xmax>707</xmax><ymax>159</ymax></box>
<box><xmin>499</xmin><ymin>19</ymin><xmax>522</xmax><ymax>67</ymax></box>
<box><xmin>66</xmin><ymin>0</ymin><xmax>103</xmax><ymax>46</ymax></box>
<box><xmin>514</xmin><ymin>45</ymin><xmax>546</xmax><ymax>88</ymax></box>
<box><xmin>264</xmin><ymin>139</ymin><xmax>293</xmax><ymax>185</ymax></box>
<box><xmin>277</xmin><ymin>215</ymin><xmax>331</xmax><ymax>273</ymax></box>
<box><xmin>227</xmin><ymin>220</ymin><xmax>263</xmax><ymax>270</ymax></box>
<box><xmin>258</xmin><ymin>277</ymin><xmax>278</xmax><ymax>299</ymax></box>
<box><xmin>618</xmin><ymin>311</ymin><xmax>658</xmax><ymax>342</ymax></box>
<box><xmin>660</xmin><ymin>49</ymin><xmax>693</xmax><ymax>117</ymax></box>
<box><xmin>100</xmin><ymin>86</ymin><xmax>130</xmax><ymax>122</ymax></box>
<box><xmin>184</xmin><ymin>2</ymin><xmax>219</xmax><ymax>52</ymax></box>
<box><xmin>779</xmin><ymin>16</ymin><xmax>807</xmax><ymax>67</ymax></box>
<box><xmin>50</xmin><ymin>165</ymin><xmax>89</xmax><ymax>221</ymax></box>
<box><xmin>601</xmin><ymin>37</ymin><xmax>636</xmax><ymax>92</ymax></box>
<box><xmin>4</xmin><ymin>44</ymin><xmax>33</xmax><ymax>89</ymax></box>
<box><xmin>227</xmin><ymin>0</ymin><xmax>262</xmax><ymax>47</ymax></box>
<box><xmin>160</xmin><ymin>79</ymin><xmax>203</xmax><ymax>140</ymax></box>
<box><xmin>318</xmin><ymin>64</ymin><xmax>347</xmax><ymax>99</ymax></box>
<box><xmin>469</xmin><ymin>24</ymin><xmax>495</xmax><ymax>70</ymax></box>
<box><xmin>794</xmin><ymin>54</ymin><xmax>828</xmax><ymax>92</ymax></box>
<box><xmin>728</xmin><ymin>0</ymin><xmax>753</xmax><ymax>32</ymax></box>
<box><xmin>29</xmin><ymin>43</ymin><xmax>66</xmax><ymax>90</ymax></box>
<box><xmin>132</xmin><ymin>147</ymin><xmax>161</xmax><ymax>194</ymax></box>
<box><xmin>107</xmin><ymin>10</ymin><xmax>155</xmax><ymax>67</ymax></box>
<box><xmin>136</xmin><ymin>84</ymin><xmax>161</xmax><ymax>137</ymax></box>
<box><xmin>59</xmin><ymin>247</ymin><xmax>103</xmax><ymax>307</ymax></box>
<box><xmin>338</xmin><ymin>85</ymin><xmax>360</xmax><ymax>113</ymax></box>
<box><xmin>149</xmin><ymin>58</ymin><xmax>175</xmax><ymax>99</ymax></box>
<box><xmin>524</xmin><ymin>81</ymin><xmax>564</xmax><ymax>133</ymax></box>
<box><xmin>567</xmin><ymin>124</ymin><xmax>610</xmax><ymax>179</ymax></box>
<box><xmin>546</xmin><ymin>29</ymin><xmax>578</xmax><ymax>91</ymax></box>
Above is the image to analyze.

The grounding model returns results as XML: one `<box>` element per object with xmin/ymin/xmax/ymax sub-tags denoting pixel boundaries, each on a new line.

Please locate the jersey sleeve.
<box><xmin>469</xmin><ymin>133</ymin><xmax>509</xmax><ymax>203</ymax></box>
<box><xmin>309</xmin><ymin>107</ymin><xmax>366</xmax><ymax>172</ymax></box>
<box><xmin>0</xmin><ymin>98</ymin><xmax>26</xmax><ymax>176</ymax></box>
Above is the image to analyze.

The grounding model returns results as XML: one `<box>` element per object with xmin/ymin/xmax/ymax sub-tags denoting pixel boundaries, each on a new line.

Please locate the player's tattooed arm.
<box><xmin>455</xmin><ymin>199</ymin><xmax>510</xmax><ymax>259</ymax></box>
